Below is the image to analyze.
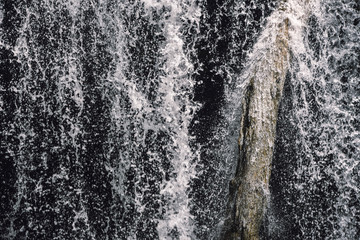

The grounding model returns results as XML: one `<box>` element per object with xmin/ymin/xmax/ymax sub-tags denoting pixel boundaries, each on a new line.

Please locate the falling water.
<box><xmin>0</xmin><ymin>0</ymin><xmax>359</xmax><ymax>240</ymax></box>
<box><xmin>267</xmin><ymin>0</ymin><xmax>360</xmax><ymax>239</ymax></box>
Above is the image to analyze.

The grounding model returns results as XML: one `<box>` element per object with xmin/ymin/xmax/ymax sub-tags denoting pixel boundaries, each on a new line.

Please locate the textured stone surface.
<box><xmin>221</xmin><ymin>8</ymin><xmax>290</xmax><ymax>240</ymax></box>
<box><xmin>220</xmin><ymin>0</ymin><xmax>315</xmax><ymax>238</ymax></box>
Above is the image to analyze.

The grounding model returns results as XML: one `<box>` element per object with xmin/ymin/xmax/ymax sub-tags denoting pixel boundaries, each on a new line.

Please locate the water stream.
<box><xmin>1</xmin><ymin>0</ymin><xmax>359</xmax><ymax>239</ymax></box>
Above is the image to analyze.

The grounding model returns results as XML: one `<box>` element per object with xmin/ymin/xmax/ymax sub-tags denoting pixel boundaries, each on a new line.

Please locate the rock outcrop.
<box><xmin>220</xmin><ymin>4</ymin><xmax>291</xmax><ymax>240</ymax></box>
<box><xmin>220</xmin><ymin>0</ymin><xmax>313</xmax><ymax>238</ymax></box>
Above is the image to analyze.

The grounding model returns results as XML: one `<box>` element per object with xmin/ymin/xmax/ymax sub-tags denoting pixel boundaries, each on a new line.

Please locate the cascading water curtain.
<box><xmin>0</xmin><ymin>1</ymin><xmax>201</xmax><ymax>239</ymax></box>
<box><xmin>1</xmin><ymin>0</ymin><xmax>359</xmax><ymax>240</ymax></box>
<box><xmin>267</xmin><ymin>0</ymin><xmax>360</xmax><ymax>239</ymax></box>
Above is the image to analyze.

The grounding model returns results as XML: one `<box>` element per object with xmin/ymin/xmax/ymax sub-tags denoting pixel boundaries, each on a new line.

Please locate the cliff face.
<box><xmin>221</xmin><ymin>8</ymin><xmax>290</xmax><ymax>240</ymax></box>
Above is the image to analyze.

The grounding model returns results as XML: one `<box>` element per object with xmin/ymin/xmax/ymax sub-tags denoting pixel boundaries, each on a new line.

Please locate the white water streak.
<box><xmin>289</xmin><ymin>0</ymin><xmax>360</xmax><ymax>238</ymax></box>
<box><xmin>148</xmin><ymin>1</ymin><xmax>200</xmax><ymax>239</ymax></box>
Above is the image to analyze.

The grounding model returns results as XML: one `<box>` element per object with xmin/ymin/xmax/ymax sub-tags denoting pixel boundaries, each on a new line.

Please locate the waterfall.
<box><xmin>267</xmin><ymin>0</ymin><xmax>360</xmax><ymax>239</ymax></box>
<box><xmin>1</xmin><ymin>0</ymin><xmax>359</xmax><ymax>240</ymax></box>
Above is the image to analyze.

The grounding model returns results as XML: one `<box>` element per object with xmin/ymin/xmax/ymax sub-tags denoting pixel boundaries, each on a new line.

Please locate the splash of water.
<box><xmin>1</xmin><ymin>0</ymin><xmax>359</xmax><ymax>239</ymax></box>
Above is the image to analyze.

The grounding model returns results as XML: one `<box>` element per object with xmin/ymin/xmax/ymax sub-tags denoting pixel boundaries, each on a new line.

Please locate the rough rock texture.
<box><xmin>220</xmin><ymin>9</ymin><xmax>290</xmax><ymax>240</ymax></box>
<box><xmin>220</xmin><ymin>0</ymin><xmax>314</xmax><ymax>238</ymax></box>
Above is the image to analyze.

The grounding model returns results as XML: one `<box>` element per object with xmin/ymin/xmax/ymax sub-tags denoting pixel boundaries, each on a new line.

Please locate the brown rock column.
<box><xmin>220</xmin><ymin>0</ymin><xmax>313</xmax><ymax>238</ymax></box>
<box><xmin>220</xmin><ymin>0</ymin><xmax>311</xmax><ymax>237</ymax></box>
<box><xmin>220</xmin><ymin>7</ymin><xmax>290</xmax><ymax>240</ymax></box>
